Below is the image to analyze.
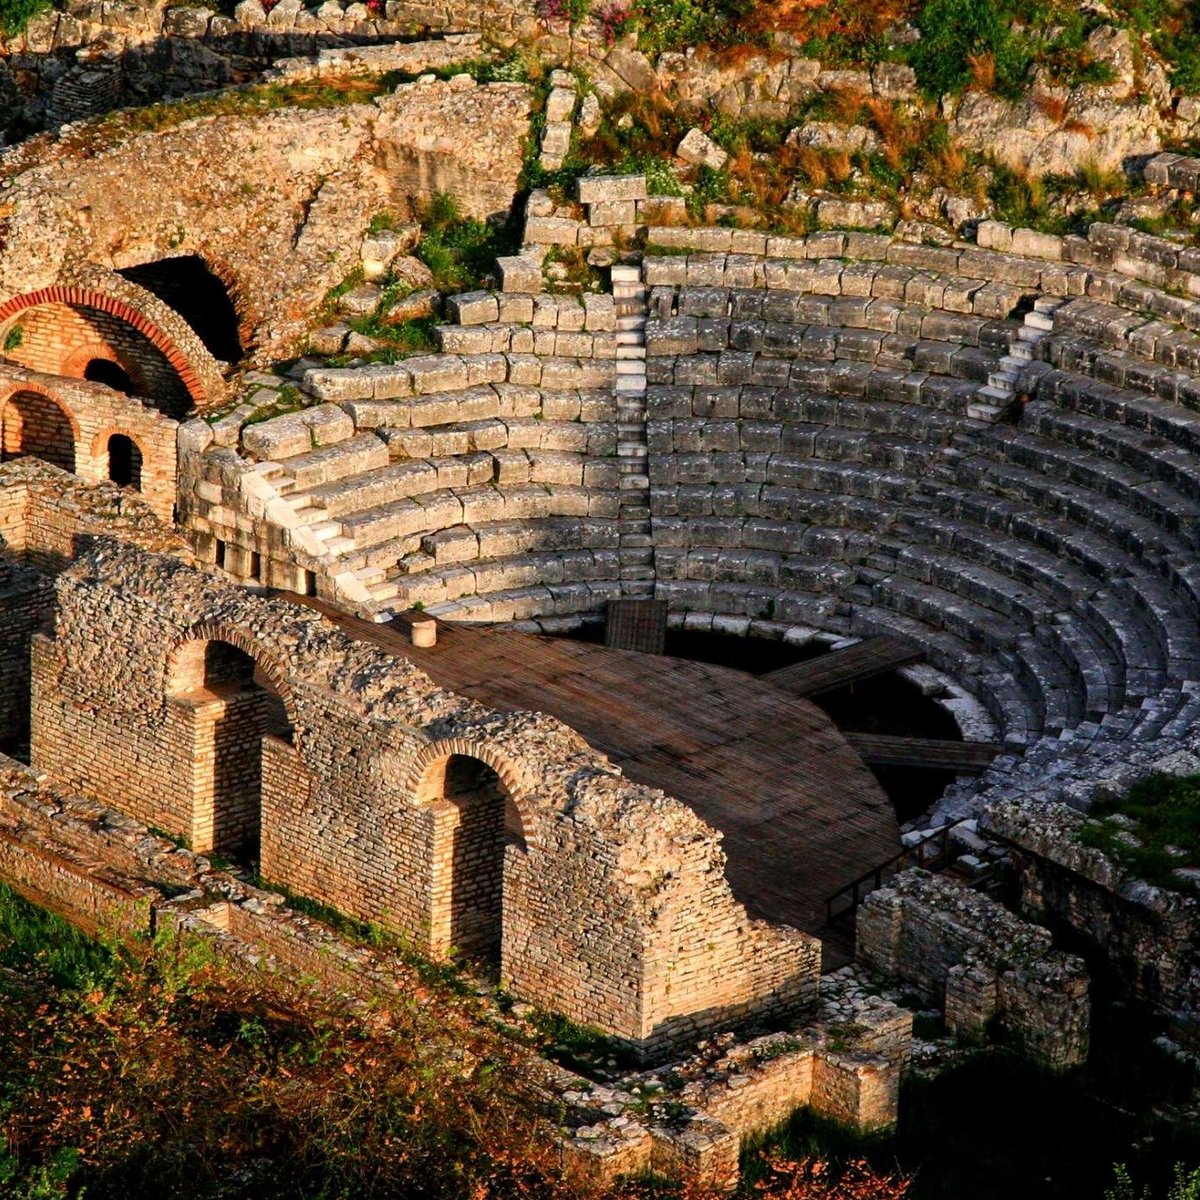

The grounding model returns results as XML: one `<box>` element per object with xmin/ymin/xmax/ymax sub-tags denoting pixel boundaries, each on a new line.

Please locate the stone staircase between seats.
<box><xmin>613</xmin><ymin>263</ymin><xmax>654</xmax><ymax>596</ymax></box>
<box><xmin>969</xmin><ymin>297</ymin><xmax>1065</xmax><ymax>420</ymax></box>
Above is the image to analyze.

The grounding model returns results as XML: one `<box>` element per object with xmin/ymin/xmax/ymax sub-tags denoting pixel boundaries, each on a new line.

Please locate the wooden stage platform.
<box><xmin>289</xmin><ymin>598</ymin><xmax>901</xmax><ymax>940</ymax></box>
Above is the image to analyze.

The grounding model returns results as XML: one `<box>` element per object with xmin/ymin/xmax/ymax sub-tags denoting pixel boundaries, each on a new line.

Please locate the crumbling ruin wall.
<box><xmin>0</xmin><ymin>77</ymin><xmax>531</xmax><ymax>364</ymax></box>
<box><xmin>857</xmin><ymin>868</ymin><xmax>1090</xmax><ymax>1069</ymax></box>
<box><xmin>984</xmin><ymin>797</ymin><xmax>1200</xmax><ymax>1046</ymax></box>
<box><xmin>0</xmin><ymin>364</ymin><xmax>180</xmax><ymax>520</ymax></box>
<box><xmin>0</xmin><ymin>460</ymin><xmax>185</xmax><ymax>748</ymax></box>
<box><xmin>26</xmin><ymin>538</ymin><xmax>818</xmax><ymax>1055</ymax></box>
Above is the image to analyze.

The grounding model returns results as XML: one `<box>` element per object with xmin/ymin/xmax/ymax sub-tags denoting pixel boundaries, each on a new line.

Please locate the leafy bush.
<box><xmin>1081</xmin><ymin>771</ymin><xmax>1200</xmax><ymax>889</ymax></box>
<box><xmin>909</xmin><ymin>0</ymin><xmax>1031</xmax><ymax>99</ymax></box>
<box><xmin>0</xmin><ymin>0</ymin><xmax>49</xmax><ymax>37</ymax></box>
<box><xmin>415</xmin><ymin>191</ymin><xmax>520</xmax><ymax>293</ymax></box>
<box><xmin>1107</xmin><ymin>1163</ymin><xmax>1200</xmax><ymax>1200</ymax></box>
<box><xmin>632</xmin><ymin>0</ymin><xmax>754</xmax><ymax>55</ymax></box>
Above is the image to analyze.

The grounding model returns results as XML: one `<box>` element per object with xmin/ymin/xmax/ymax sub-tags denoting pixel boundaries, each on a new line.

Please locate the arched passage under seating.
<box><xmin>84</xmin><ymin>357</ymin><xmax>135</xmax><ymax>393</ymax></box>
<box><xmin>167</xmin><ymin>638</ymin><xmax>295</xmax><ymax>863</ymax></box>
<box><xmin>0</xmin><ymin>388</ymin><xmax>76</xmax><ymax>473</ymax></box>
<box><xmin>415</xmin><ymin>753</ymin><xmax>527</xmax><ymax>970</ymax></box>
<box><xmin>118</xmin><ymin>255</ymin><xmax>244</xmax><ymax>364</ymax></box>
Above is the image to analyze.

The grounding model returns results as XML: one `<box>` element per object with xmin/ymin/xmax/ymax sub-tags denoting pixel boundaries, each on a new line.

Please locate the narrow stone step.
<box><xmin>611</xmin><ymin>265</ymin><xmax>642</xmax><ymax>284</ymax></box>
<box><xmin>616</xmin><ymin>346</ymin><xmax>647</xmax><ymax>360</ymax></box>
<box><xmin>615</xmin><ymin>377</ymin><xmax>648</xmax><ymax>394</ymax></box>
<box><xmin>1025</xmin><ymin>310</ymin><xmax>1055</xmax><ymax>332</ymax></box>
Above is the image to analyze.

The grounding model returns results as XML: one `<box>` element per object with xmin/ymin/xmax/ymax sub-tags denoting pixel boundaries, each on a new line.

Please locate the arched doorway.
<box><xmin>84</xmin><ymin>357</ymin><xmax>135</xmax><ymax>393</ymax></box>
<box><xmin>420</xmin><ymin>754</ymin><xmax>525</xmax><ymax>971</ymax></box>
<box><xmin>0</xmin><ymin>389</ymin><xmax>76</xmax><ymax>472</ymax></box>
<box><xmin>168</xmin><ymin>639</ymin><xmax>293</xmax><ymax>863</ymax></box>
<box><xmin>106</xmin><ymin>433</ymin><xmax>142</xmax><ymax>489</ymax></box>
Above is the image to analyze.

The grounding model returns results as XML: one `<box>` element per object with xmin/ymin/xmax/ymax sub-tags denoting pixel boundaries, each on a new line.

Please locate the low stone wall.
<box><xmin>857</xmin><ymin>869</ymin><xmax>1090</xmax><ymax>1069</ymax></box>
<box><xmin>984</xmin><ymin>796</ymin><xmax>1200</xmax><ymax>1047</ymax></box>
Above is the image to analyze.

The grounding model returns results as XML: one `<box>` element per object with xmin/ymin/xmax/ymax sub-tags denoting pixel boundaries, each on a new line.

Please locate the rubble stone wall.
<box><xmin>0</xmin><ymin>77</ymin><xmax>532</xmax><ymax>365</ymax></box>
<box><xmin>857</xmin><ymin>869</ymin><xmax>1090</xmax><ymax>1069</ymax></box>
<box><xmin>984</xmin><ymin>797</ymin><xmax>1200</xmax><ymax>1045</ymax></box>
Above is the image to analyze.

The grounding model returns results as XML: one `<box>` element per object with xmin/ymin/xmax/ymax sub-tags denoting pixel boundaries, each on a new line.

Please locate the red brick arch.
<box><xmin>89</xmin><ymin>423</ymin><xmax>150</xmax><ymax>463</ymax></box>
<box><xmin>0</xmin><ymin>379</ymin><xmax>83</xmax><ymax>443</ymax></box>
<box><xmin>0</xmin><ymin>286</ymin><xmax>207</xmax><ymax>404</ymax></box>
<box><xmin>60</xmin><ymin>343</ymin><xmax>146</xmax><ymax>394</ymax></box>
<box><xmin>164</xmin><ymin>623</ymin><xmax>300</xmax><ymax>739</ymax></box>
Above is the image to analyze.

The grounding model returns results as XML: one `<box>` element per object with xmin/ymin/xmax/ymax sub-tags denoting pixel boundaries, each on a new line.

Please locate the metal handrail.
<box><xmin>824</xmin><ymin>818</ymin><xmax>969</xmax><ymax>925</ymax></box>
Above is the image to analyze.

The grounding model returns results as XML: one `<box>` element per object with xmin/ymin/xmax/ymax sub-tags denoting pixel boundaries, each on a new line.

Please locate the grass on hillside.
<box><xmin>1081</xmin><ymin>772</ymin><xmax>1200</xmax><ymax>891</ymax></box>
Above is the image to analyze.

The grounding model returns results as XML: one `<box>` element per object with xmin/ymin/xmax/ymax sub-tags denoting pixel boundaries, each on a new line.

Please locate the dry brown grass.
<box><xmin>793</xmin><ymin>144</ymin><xmax>830</xmax><ymax>190</ymax></box>
<box><xmin>831</xmin><ymin>86</ymin><xmax>870</xmax><ymax>126</ymax></box>
<box><xmin>967</xmin><ymin>52</ymin><xmax>997</xmax><ymax>93</ymax></box>
<box><xmin>741</xmin><ymin>0</ymin><xmax>916</xmax><ymax>47</ymax></box>
<box><xmin>1062</xmin><ymin>117</ymin><xmax>1097</xmax><ymax>140</ymax></box>
<box><xmin>827</xmin><ymin>149</ymin><xmax>853</xmax><ymax>185</ymax></box>
<box><xmin>1035</xmin><ymin>93</ymin><xmax>1070</xmax><ymax>125</ymax></box>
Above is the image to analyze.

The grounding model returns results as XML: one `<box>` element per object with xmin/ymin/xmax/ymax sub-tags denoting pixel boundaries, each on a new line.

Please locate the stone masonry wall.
<box><xmin>857</xmin><ymin>869</ymin><xmax>1090</xmax><ymax>1069</ymax></box>
<box><xmin>26</xmin><ymin>537</ymin><xmax>819</xmax><ymax>1057</ymax></box>
<box><xmin>984</xmin><ymin>797</ymin><xmax>1200</xmax><ymax>1046</ymax></box>
<box><xmin>0</xmin><ymin>76</ymin><xmax>531</xmax><ymax>364</ymax></box>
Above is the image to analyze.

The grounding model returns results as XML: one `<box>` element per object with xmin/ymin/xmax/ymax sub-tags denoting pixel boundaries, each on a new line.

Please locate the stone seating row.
<box><xmin>647</xmin><ymin>359</ymin><xmax>981</xmax><ymax>414</ymax></box>
<box><xmin>649</xmin><ymin>287</ymin><xmax>1018</xmax><ymax>351</ymax></box>
<box><xmin>302</xmin><ymin>354</ymin><xmax>613</xmax><ymax>407</ymax></box>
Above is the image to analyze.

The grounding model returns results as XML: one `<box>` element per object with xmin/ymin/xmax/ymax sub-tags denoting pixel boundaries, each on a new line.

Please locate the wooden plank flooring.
<box><xmin>764</xmin><ymin>636</ymin><xmax>924</xmax><ymax>697</ymax></box>
<box><xmin>286</xmin><ymin>597</ymin><xmax>901</xmax><ymax>937</ymax></box>
<box><xmin>845</xmin><ymin>732</ymin><xmax>1004</xmax><ymax>773</ymax></box>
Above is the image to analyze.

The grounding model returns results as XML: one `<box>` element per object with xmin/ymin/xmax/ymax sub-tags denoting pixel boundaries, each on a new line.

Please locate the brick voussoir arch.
<box><xmin>0</xmin><ymin>273</ymin><xmax>226</xmax><ymax>409</ymax></box>
<box><xmin>407</xmin><ymin>737</ymin><xmax>533</xmax><ymax>836</ymax></box>
<box><xmin>89</xmin><ymin>424</ymin><xmax>151</xmax><ymax>462</ymax></box>
<box><xmin>164</xmin><ymin>622</ymin><xmax>301</xmax><ymax>738</ymax></box>
<box><xmin>0</xmin><ymin>380</ymin><xmax>83</xmax><ymax>443</ymax></box>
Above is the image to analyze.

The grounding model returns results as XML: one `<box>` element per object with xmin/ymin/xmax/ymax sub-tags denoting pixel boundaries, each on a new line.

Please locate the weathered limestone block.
<box><xmin>677</xmin><ymin>127</ymin><xmax>729</xmax><ymax>171</ymax></box>
<box><xmin>496</xmin><ymin>256</ymin><xmax>543</xmax><ymax>294</ymax></box>
<box><xmin>576</xmin><ymin>174</ymin><xmax>648</xmax><ymax>204</ymax></box>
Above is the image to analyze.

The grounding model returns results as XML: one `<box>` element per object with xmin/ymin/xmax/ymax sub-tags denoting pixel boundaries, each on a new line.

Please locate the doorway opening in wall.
<box><xmin>0</xmin><ymin>389</ymin><xmax>76</xmax><ymax>473</ymax></box>
<box><xmin>430</xmin><ymin>755</ymin><xmax>524</xmax><ymax>977</ymax></box>
<box><xmin>84</xmin><ymin>358</ymin><xmax>134</xmax><ymax>393</ymax></box>
<box><xmin>118</xmin><ymin>256</ymin><xmax>243</xmax><ymax>365</ymax></box>
<box><xmin>170</xmin><ymin>640</ymin><xmax>293</xmax><ymax>870</ymax></box>
<box><xmin>106</xmin><ymin>433</ymin><xmax>142</xmax><ymax>489</ymax></box>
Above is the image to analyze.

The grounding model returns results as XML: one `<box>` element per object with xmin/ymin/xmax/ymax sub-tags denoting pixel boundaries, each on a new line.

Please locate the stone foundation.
<box><xmin>857</xmin><ymin>869</ymin><xmax>1090</xmax><ymax>1069</ymax></box>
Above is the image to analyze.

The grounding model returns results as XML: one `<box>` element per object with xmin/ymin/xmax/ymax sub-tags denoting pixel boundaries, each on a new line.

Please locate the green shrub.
<box><xmin>0</xmin><ymin>0</ymin><xmax>50</xmax><ymax>36</ymax></box>
<box><xmin>1081</xmin><ymin>771</ymin><xmax>1200</xmax><ymax>889</ymax></box>
<box><xmin>633</xmin><ymin>0</ymin><xmax>753</xmax><ymax>55</ymax></box>
<box><xmin>909</xmin><ymin>0</ymin><xmax>1031</xmax><ymax>98</ymax></box>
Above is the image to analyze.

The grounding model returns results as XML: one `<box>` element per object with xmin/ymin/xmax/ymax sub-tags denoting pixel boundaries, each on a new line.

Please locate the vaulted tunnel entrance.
<box><xmin>420</xmin><ymin>754</ymin><xmax>526</xmax><ymax>972</ymax></box>
<box><xmin>106</xmin><ymin>433</ymin><xmax>142</xmax><ymax>489</ymax></box>
<box><xmin>84</xmin><ymin>357</ymin><xmax>135</xmax><ymax>393</ymax></box>
<box><xmin>118</xmin><ymin>256</ymin><xmax>243</xmax><ymax>365</ymax></box>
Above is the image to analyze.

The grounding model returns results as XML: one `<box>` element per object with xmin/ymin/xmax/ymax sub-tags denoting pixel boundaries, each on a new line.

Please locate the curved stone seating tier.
<box><xmin>180</xmin><ymin>222</ymin><xmax>1200</xmax><ymax>754</ymax></box>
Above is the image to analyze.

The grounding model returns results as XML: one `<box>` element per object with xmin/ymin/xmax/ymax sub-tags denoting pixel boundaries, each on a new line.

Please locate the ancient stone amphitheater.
<box><xmin>1</xmin><ymin>10</ymin><xmax>1199</xmax><ymax>1185</ymax></box>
